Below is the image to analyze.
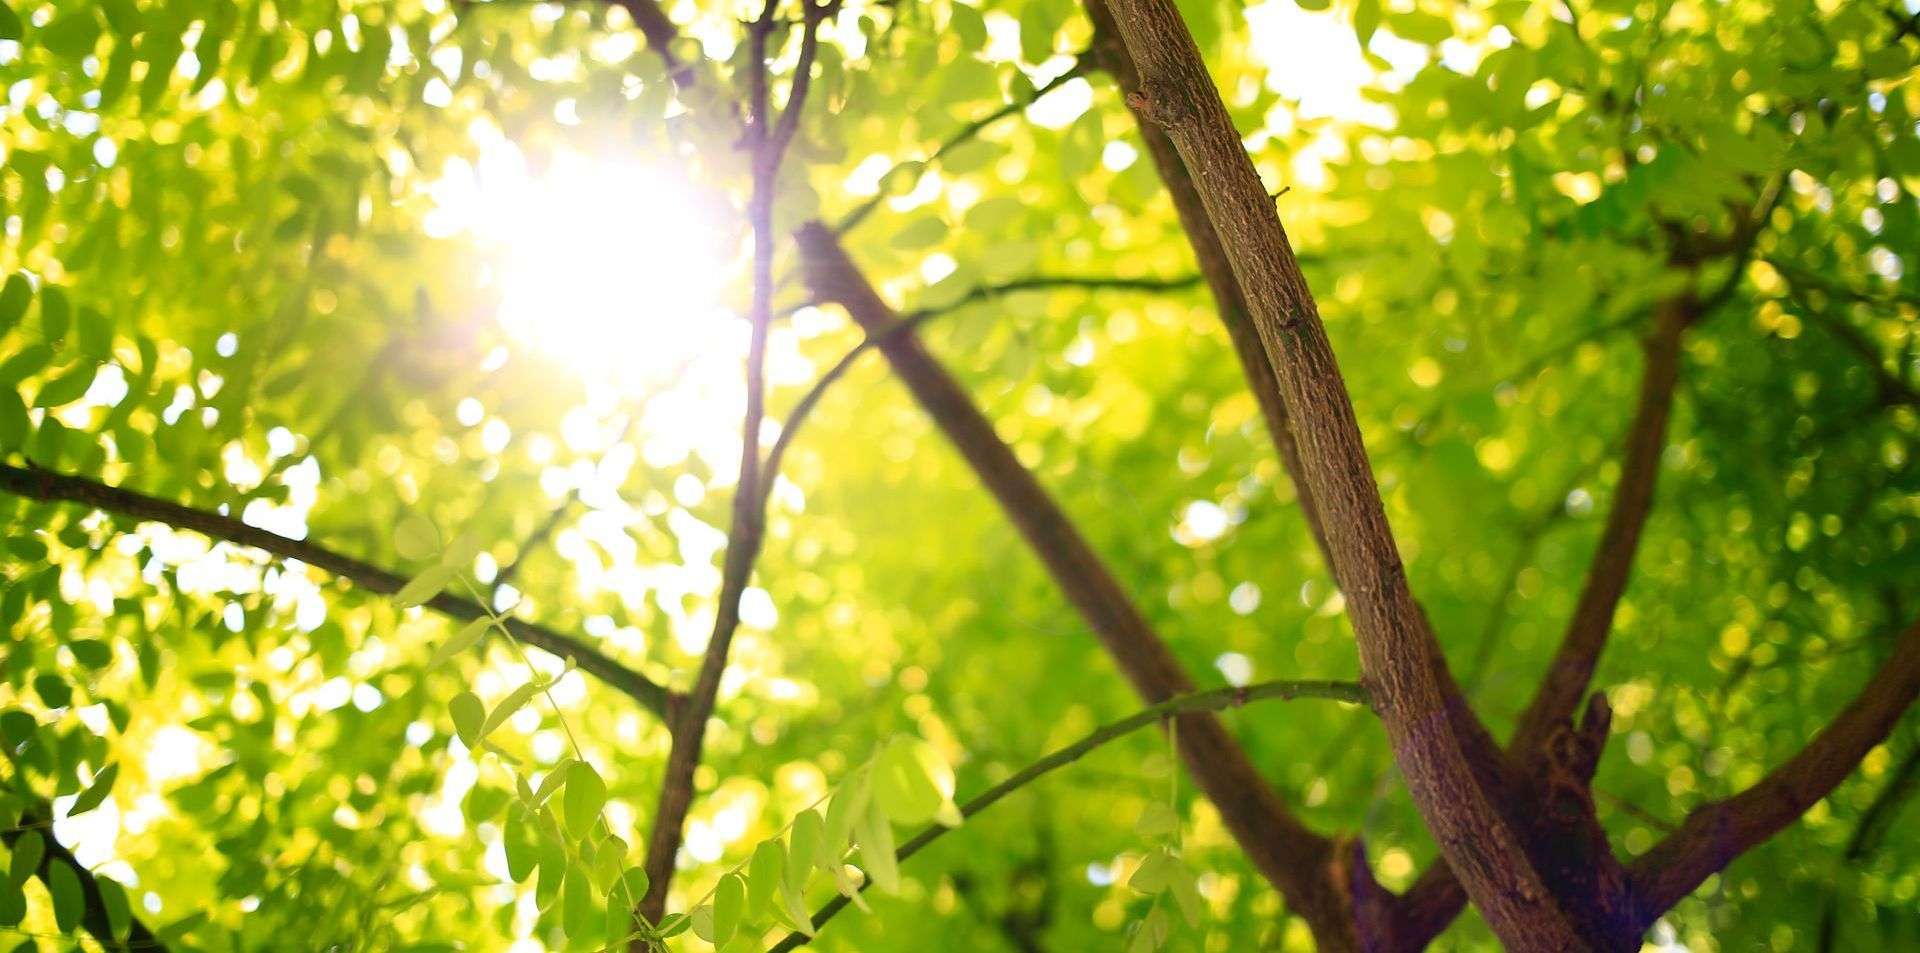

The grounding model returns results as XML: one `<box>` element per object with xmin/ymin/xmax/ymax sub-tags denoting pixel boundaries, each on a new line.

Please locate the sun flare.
<box><xmin>426</xmin><ymin>138</ymin><xmax>739</xmax><ymax>394</ymax></box>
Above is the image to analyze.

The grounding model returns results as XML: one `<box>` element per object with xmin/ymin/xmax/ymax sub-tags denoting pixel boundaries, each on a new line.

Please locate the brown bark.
<box><xmin>0</xmin><ymin>463</ymin><xmax>673</xmax><ymax>718</ymax></box>
<box><xmin>1392</xmin><ymin>294</ymin><xmax>1696</xmax><ymax>949</ymax></box>
<box><xmin>1625</xmin><ymin>618</ymin><xmax>1920</xmax><ymax>932</ymax></box>
<box><xmin>1095</xmin><ymin>1</ymin><xmax>1587</xmax><ymax>948</ymax></box>
<box><xmin>793</xmin><ymin>222</ymin><xmax>1363</xmax><ymax>947</ymax></box>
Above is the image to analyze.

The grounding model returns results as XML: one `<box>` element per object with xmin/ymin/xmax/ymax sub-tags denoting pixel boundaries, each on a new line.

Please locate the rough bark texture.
<box><xmin>0</xmin><ymin>463</ymin><xmax>672</xmax><ymax>717</ymax></box>
<box><xmin>793</xmin><ymin>222</ymin><xmax>1364</xmax><ymax>946</ymax></box>
<box><xmin>1626</xmin><ymin>618</ymin><xmax>1920</xmax><ymax>932</ymax></box>
<box><xmin>1393</xmin><ymin>294</ymin><xmax>1696</xmax><ymax>949</ymax></box>
<box><xmin>1096</xmin><ymin>1</ymin><xmax>1589</xmax><ymax>948</ymax></box>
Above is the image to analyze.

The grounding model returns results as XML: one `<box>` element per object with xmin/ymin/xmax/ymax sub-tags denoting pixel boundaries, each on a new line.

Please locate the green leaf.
<box><xmin>618</xmin><ymin>866</ymin><xmax>649</xmax><ymax>907</ymax></box>
<box><xmin>0</xmin><ymin>390</ymin><xmax>26</xmax><ymax>449</ymax></box>
<box><xmin>821</xmin><ymin>765</ymin><xmax>869</xmax><ymax>871</ymax></box>
<box><xmin>428</xmin><ymin>617</ymin><xmax>492</xmax><ymax>670</ymax></box>
<box><xmin>394</xmin><ymin>563</ymin><xmax>454</xmax><ymax>609</ymax></box>
<box><xmin>529</xmin><ymin>757</ymin><xmax>575</xmax><ymax>808</ymax></box>
<box><xmin>0</xmin><ymin>877</ymin><xmax>23</xmax><ymax>927</ymax></box>
<box><xmin>656</xmin><ymin>911</ymin><xmax>690</xmax><ymax>938</ymax></box>
<box><xmin>1128</xmin><ymin>905</ymin><xmax>1168</xmax><ymax>953</ymax></box>
<box><xmin>68</xmin><ymin>639</ymin><xmax>111</xmax><ymax>669</ymax></box>
<box><xmin>949</xmin><ymin>2</ymin><xmax>987</xmax><ymax>49</ymax></box>
<box><xmin>100</xmin><ymin>0</ymin><xmax>143</xmax><ymax>35</ymax></box>
<box><xmin>1390</xmin><ymin>10</ymin><xmax>1452</xmax><ymax>44</ymax></box>
<box><xmin>1135</xmin><ymin>802</ymin><xmax>1177</xmax><ymax>839</ymax></box>
<box><xmin>788</xmin><ymin>808</ymin><xmax>823</xmax><ymax>895</ymax></box>
<box><xmin>777</xmin><ymin>868</ymin><xmax>814</xmax><ymax>937</ymax></box>
<box><xmin>0</xmin><ymin>275</ymin><xmax>29</xmax><ymax>329</ymax></box>
<box><xmin>563</xmin><ymin>857</ymin><xmax>595</xmax><ymax>937</ymax></box>
<box><xmin>890</xmin><ymin>215</ymin><xmax>948</xmax><ymax>252</ymax></box>
<box><xmin>36</xmin><ymin>286</ymin><xmax>70</xmax><ymax>341</ymax></box>
<box><xmin>450</xmin><ymin>691</ymin><xmax>485</xmax><ymax>747</ymax></box>
<box><xmin>76</xmin><ymin>307</ymin><xmax>112</xmax><ymax>359</ymax></box>
<box><xmin>852</xmin><ymin>795</ymin><xmax>898</xmax><ymax>894</ymax></box>
<box><xmin>392</xmin><ymin>516</ymin><xmax>441</xmax><ymax>562</ymax></box>
<box><xmin>479</xmin><ymin>678</ymin><xmax>546</xmax><ymax>744</ymax></box>
<box><xmin>67</xmin><ymin>762</ymin><xmax>119</xmax><ymax>816</ymax></box>
<box><xmin>592</xmin><ymin>833</ymin><xmax>628</xmax><ymax>890</ymax></box>
<box><xmin>48</xmin><ymin>861</ymin><xmax>83</xmax><ymax>932</ymax></box>
<box><xmin>690</xmin><ymin>903</ymin><xmax>716</xmax><ymax>943</ymax></box>
<box><xmin>38</xmin><ymin>10</ymin><xmax>101</xmax><ymax>59</ymax></box>
<box><xmin>33</xmin><ymin>366</ymin><xmax>96</xmax><ymax>409</ymax></box>
<box><xmin>439</xmin><ymin>529</ymin><xmax>487</xmax><ymax>571</ymax></box>
<box><xmin>746</xmin><ymin>839</ymin><xmax>784</xmax><ymax>920</ymax></box>
<box><xmin>96</xmin><ymin>873</ymin><xmax>132</xmax><ymax>939</ymax></box>
<box><xmin>504</xmin><ymin>809</ymin><xmax>540</xmax><ymax>883</ymax></box>
<box><xmin>34</xmin><ymin>675</ymin><xmax>71</xmax><ymax>709</ymax></box>
<box><xmin>1017</xmin><ymin>1</ymin><xmax>1055</xmax><ymax>64</ymax></box>
<box><xmin>561</xmin><ymin>760</ymin><xmax>606</xmax><ymax>835</ymax></box>
<box><xmin>0</xmin><ymin>344</ymin><xmax>51</xmax><ymax>385</ymax></box>
<box><xmin>8</xmin><ymin>831</ymin><xmax>42</xmax><ymax>888</ymax></box>
<box><xmin>1166</xmin><ymin>856</ymin><xmax>1204</xmax><ymax>926</ymax></box>
<box><xmin>0</xmin><ymin>711</ymin><xmax>34</xmax><ymax>748</ymax></box>
<box><xmin>870</xmin><ymin>736</ymin><xmax>951</xmax><ymax>826</ymax></box>
<box><xmin>713</xmin><ymin>872</ymin><xmax>745</xmax><ymax>946</ymax></box>
<box><xmin>1129</xmin><ymin>846</ymin><xmax>1174</xmax><ymax>894</ymax></box>
<box><xmin>156</xmin><ymin>911</ymin><xmax>208</xmax><ymax>942</ymax></box>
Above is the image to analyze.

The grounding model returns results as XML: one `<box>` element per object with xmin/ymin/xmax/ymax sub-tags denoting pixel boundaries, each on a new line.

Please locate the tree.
<box><xmin>1</xmin><ymin>0</ymin><xmax>1916</xmax><ymax>950</ymax></box>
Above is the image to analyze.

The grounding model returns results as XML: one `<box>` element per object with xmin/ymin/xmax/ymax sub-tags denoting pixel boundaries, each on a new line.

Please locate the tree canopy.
<box><xmin>1</xmin><ymin>0</ymin><xmax>1918</xmax><ymax>950</ymax></box>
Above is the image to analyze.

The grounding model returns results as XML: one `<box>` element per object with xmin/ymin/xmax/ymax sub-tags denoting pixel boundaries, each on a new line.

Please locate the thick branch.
<box><xmin>1096</xmin><ymin>2</ymin><xmax>1580</xmax><ymax>948</ymax></box>
<box><xmin>1626</xmin><ymin>618</ymin><xmax>1920</xmax><ymax>931</ymax></box>
<box><xmin>793</xmin><ymin>222</ymin><xmax>1355</xmax><ymax>937</ymax></box>
<box><xmin>0</xmin><ymin>463</ymin><xmax>671</xmax><ymax>718</ymax></box>
<box><xmin>763</xmin><ymin>273</ymin><xmax>1201</xmax><ymax>506</ymax></box>
<box><xmin>765</xmin><ymin>679</ymin><xmax>1369</xmax><ymax>953</ymax></box>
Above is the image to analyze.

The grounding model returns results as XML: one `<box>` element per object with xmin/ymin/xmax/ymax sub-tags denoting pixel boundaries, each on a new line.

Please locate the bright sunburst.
<box><xmin>427</xmin><ymin>136</ymin><xmax>738</xmax><ymax>393</ymax></box>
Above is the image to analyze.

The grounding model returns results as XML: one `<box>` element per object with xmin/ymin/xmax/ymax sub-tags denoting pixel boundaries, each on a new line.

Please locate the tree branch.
<box><xmin>1626</xmin><ymin>617</ymin><xmax>1920</xmax><ymax>932</ymax></box>
<box><xmin>0</xmin><ymin>462</ymin><xmax>672</xmax><ymax>718</ymax></box>
<box><xmin>764</xmin><ymin>679</ymin><xmax>1368</xmax><ymax>953</ymax></box>
<box><xmin>605</xmin><ymin>0</ymin><xmax>695</xmax><ymax>88</ymax></box>
<box><xmin>834</xmin><ymin>57</ymin><xmax>1092</xmax><ymax>236</ymax></box>
<box><xmin>793</xmin><ymin>221</ymin><xmax>1355</xmax><ymax>937</ymax></box>
<box><xmin>1095</xmin><ymin>1</ymin><xmax>1581</xmax><ymax>948</ymax></box>
<box><xmin>761</xmin><ymin>272</ymin><xmax>1201</xmax><ymax>507</ymax></box>
<box><xmin>635</xmin><ymin>0</ymin><xmax>831</xmax><ymax>925</ymax></box>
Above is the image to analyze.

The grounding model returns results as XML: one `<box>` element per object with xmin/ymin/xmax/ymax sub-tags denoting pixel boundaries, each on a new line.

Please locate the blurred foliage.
<box><xmin>1</xmin><ymin>0</ymin><xmax>1918</xmax><ymax>950</ymax></box>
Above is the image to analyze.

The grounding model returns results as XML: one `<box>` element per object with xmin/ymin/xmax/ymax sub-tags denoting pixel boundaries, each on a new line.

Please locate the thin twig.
<box><xmin>635</xmin><ymin>0</ymin><xmax>831</xmax><ymax>926</ymax></box>
<box><xmin>765</xmin><ymin>679</ymin><xmax>1368</xmax><ymax>952</ymax></box>
<box><xmin>0</xmin><ymin>463</ymin><xmax>671</xmax><ymax>717</ymax></box>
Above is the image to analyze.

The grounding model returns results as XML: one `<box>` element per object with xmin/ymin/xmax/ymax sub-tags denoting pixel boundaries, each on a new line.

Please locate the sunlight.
<box><xmin>427</xmin><ymin>135</ymin><xmax>737</xmax><ymax>393</ymax></box>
